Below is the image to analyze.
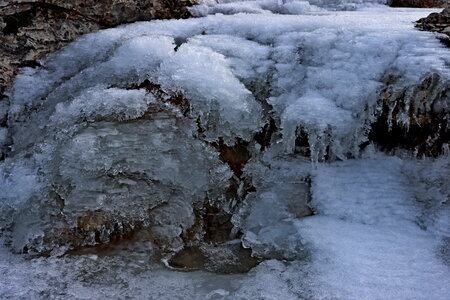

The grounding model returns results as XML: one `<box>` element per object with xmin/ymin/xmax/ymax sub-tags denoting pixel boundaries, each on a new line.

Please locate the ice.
<box><xmin>191</xmin><ymin>0</ymin><xmax>324</xmax><ymax>16</ymax></box>
<box><xmin>190</xmin><ymin>0</ymin><xmax>387</xmax><ymax>16</ymax></box>
<box><xmin>156</xmin><ymin>43</ymin><xmax>262</xmax><ymax>143</ymax></box>
<box><xmin>50</xmin><ymin>88</ymin><xmax>157</xmax><ymax>125</ymax></box>
<box><xmin>405</xmin><ymin>157</ymin><xmax>450</xmax><ymax>238</ymax></box>
<box><xmin>187</xmin><ymin>34</ymin><xmax>272</xmax><ymax>87</ymax></box>
<box><xmin>3</xmin><ymin>152</ymin><xmax>447</xmax><ymax>300</ymax></box>
<box><xmin>0</xmin><ymin>127</ymin><xmax>7</xmax><ymax>145</ymax></box>
<box><xmin>235</xmin><ymin>157</ymin><xmax>312</xmax><ymax>259</ymax></box>
<box><xmin>292</xmin><ymin>155</ymin><xmax>450</xmax><ymax>299</ymax></box>
<box><xmin>0</xmin><ymin>161</ymin><xmax>40</xmax><ymax>229</ymax></box>
<box><xmin>0</xmin><ymin>1</ymin><xmax>449</xmax><ymax>299</ymax></box>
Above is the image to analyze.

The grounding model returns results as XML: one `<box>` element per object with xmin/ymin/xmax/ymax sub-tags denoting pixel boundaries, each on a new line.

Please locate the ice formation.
<box><xmin>0</xmin><ymin>0</ymin><xmax>449</xmax><ymax>299</ymax></box>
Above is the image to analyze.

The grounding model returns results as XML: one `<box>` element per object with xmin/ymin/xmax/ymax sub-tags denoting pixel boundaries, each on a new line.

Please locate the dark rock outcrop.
<box><xmin>370</xmin><ymin>72</ymin><xmax>450</xmax><ymax>157</ymax></box>
<box><xmin>416</xmin><ymin>7</ymin><xmax>450</xmax><ymax>41</ymax></box>
<box><xmin>390</xmin><ymin>0</ymin><xmax>448</xmax><ymax>8</ymax></box>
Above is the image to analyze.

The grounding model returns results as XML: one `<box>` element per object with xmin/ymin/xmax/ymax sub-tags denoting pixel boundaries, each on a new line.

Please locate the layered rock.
<box><xmin>416</xmin><ymin>7</ymin><xmax>450</xmax><ymax>39</ymax></box>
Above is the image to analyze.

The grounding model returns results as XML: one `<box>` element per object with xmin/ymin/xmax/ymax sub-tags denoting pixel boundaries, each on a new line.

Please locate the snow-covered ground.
<box><xmin>1</xmin><ymin>0</ymin><xmax>449</xmax><ymax>299</ymax></box>
<box><xmin>296</xmin><ymin>155</ymin><xmax>450</xmax><ymax>299</ymax></box>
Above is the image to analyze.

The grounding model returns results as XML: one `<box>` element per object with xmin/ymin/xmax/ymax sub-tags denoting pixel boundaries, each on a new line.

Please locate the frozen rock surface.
<box><xmin>0</xmin><ymin>0</ymin><xmax>197</xmax><ymax>106</ymax></box>
<box><xmin>0</xmin><ymin>1</ymin><xmax>449</xmax><ymax>299</ymax></box>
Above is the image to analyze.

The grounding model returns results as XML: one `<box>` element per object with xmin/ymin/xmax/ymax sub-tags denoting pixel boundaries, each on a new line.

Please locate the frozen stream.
<box><xmin>0</xmin><ymin>1</ymin><xmax>449</xmax><ymax>299</ymax></box>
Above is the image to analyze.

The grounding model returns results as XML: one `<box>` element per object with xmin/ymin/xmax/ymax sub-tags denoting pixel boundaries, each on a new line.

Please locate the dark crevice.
<box><xmin>438</xmin><ymin>36</ymin><xmax>450</xmax><ymax>48</ymax></box>
<box><xmin>174</xmin><ymin>36</ymin><xmax>187</xmax><ymax>52</ymax></box>
<box><xmin>254</xmin><ymin>117</ymin><xmax>277</xmax><ymax>151</ymax></box>
<box><xmin>369</xmin><ymin>114</ymin><xmax>449</xmax><ymax>157</ymax></box>
<box><xmin>173</xmin><ymin>201</ymin><xmax>260</xmax><ymax>273</ymax></box>
<box><xmin>212</xmin><ymin>138</ymin><xmax>251</xmax><ymax>178</ymax></box>
<box><xmin>19</xmin><ymin>60</ymin><xmax>42</xmax><ymax>68</ymax></box>
<box><xmin>130</xmin><ymin>80</ymin><xmax>191</xmax><ymax>116</ymax></box>
<box><xmin>2</xmin><ymin>9</ymin><xmax>36</xmax><ymax>35</ymax></box>
<box><xmin>294</xmin><ymin>127</ymin><xmax>311</xmax><ymax>157</ymax></box>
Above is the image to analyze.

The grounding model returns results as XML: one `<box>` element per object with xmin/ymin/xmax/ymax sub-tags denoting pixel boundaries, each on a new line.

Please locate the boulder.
<box><xmin>416</xmin><ymin>7</ymin><xmax>450</xmax><ymax>38</ymax></box>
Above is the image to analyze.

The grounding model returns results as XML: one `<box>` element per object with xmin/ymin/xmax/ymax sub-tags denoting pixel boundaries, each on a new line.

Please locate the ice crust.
<box><xmin>6</xmin><ymin>8</ymin><xmax>449</xmax><ymax>159</ymax></box>
<box><xmin>0</xmin><ymin>1</ymin><xmax>449</xmax><ymax>299</ymax></box>
<box><xmin>191</xmin><ymin>0</ymin><xmax>388</xmax><ymax>16</ymax></box>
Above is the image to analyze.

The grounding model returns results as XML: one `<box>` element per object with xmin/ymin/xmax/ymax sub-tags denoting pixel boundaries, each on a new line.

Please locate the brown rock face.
<box><xmin>390</xmin><ymin>0</ymin><xmax>448</xmax><ymax>8</ymax></box>
<box><xmin>416</xmin><ymin>8</ymin><xmax>450</xmax><ymax>43</ymax></box>
<box><xmin>0</xmin><ymin>0</ymin><xmax>196</xmax><ymax>98</ymax></box>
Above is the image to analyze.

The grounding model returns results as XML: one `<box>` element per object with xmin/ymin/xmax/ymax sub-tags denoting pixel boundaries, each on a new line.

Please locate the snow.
<box><xmin>239</xmin><ymin>153</ymin><xmax>450</xmax><ymax>299</ymax></box>
<box><xmin>295</xmin><ymin>217</ymin><xmax>450</xmax><ymax>299</ymax></box>
<box><xmin>310</xmin><ymin>156</ymin><xmax>417</xmax><ymax>225</ymax></box>
<box><xmin>0</xmin><ymin>1</ymin><xmax>449</xmax><ymax>299</ymax></box>
<box><xmin>294</xmin><ymin>156</ymin><xmax>450</xmax><ymax>299</ymax></box>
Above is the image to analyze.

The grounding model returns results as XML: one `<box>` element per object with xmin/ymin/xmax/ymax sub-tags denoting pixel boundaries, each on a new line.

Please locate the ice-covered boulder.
<box><xmin>0</xmin><ymin>6</ymin><xmax>449</xmax><ymax>262</ymax></box>
<box><xmin>0</xmin><ymin>3</ymin><xmax>449</xmax><ymax>298</ymax></box>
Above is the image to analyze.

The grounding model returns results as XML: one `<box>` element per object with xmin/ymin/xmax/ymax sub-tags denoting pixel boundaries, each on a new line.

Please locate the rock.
<box><xmin>0</xmin><ymin>3</ymin><xmax>98</xmax><ymax>98</ymax></box>
<box><xmin>390</xmin><ymin>0</ymin><xmax>448</xmax><ymax>7</ymax></box>
<box><xmin>369</xmin><ymin>72</ymin><xmax>450</xmax><ymax>157</ymax></box>
<box><xmin>168</xmin><ymin>243</ymin><xmax>260</xmax><ymax>274</ymax></box>
<box><xmin>416</xmin><ymin>8</ymin><xmax>450</xmax><ymax>39</ymax></box>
